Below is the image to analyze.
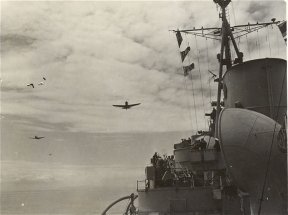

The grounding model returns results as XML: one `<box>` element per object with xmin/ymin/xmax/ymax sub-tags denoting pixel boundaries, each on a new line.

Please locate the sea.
<box><xmin>1</xmin><ymin>130</ymin><xmax>192</xmax><ymax>214</ymax></box>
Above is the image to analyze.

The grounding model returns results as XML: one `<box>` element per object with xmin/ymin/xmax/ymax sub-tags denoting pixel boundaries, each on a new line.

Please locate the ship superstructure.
<box><xmin>136</xmin><ymin>135</ymin><xmax>250</xmax><ymax>214</ymax></box>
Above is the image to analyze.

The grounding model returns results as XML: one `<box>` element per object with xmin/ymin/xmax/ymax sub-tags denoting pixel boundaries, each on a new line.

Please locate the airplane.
<box><xmin>30</xmin><ymin>136</ymin><xmax>45</xmax><ymax>139</ymax></box>
<box><xmin>27</xmin><ymin>83</ymin><xmax>34</xmax><ymax>88</ymax></box>
<box><xmin>113</xmin><ymin>101</ymin><xmax>141</xmax><ymax>110</ymax></box>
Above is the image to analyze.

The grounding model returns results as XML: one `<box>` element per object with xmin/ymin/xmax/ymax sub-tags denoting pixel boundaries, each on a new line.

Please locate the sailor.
<box><xmin>205</xmin><ymin>107</ymin><xmax>216</xmax><ymax>122</ymax></box>
<box><xmin>206</xmin><ymin>108</ymin><xmax>217</xmax><ymax>135</ymax></box>
<box><xmin>191</xmin><ymin>140</ymin><xmax>198</xmax><ymax>150</ymax></box>
<box><xmin>214</xmin><ymin>139</ymin><xmax>221</xmax><ymax>151</ymax></box>
<box><xmin>213</xmin><ymin>138</ymin><xmax>220</xmax><ymax>152</ymax></box>
<box><xmin>151</xmin><ymin>152</ymin><xmax>159</xmax><ymax>166</ymax></box>
<box><xmin>200</xmin><ymin>138</ymin><xmax>207</xmax><ymax>150</ymax></box>
<box><xmin>145</xmin><ymin>180</ymin><xmax>150</xmax><ymax>190</ymax></box>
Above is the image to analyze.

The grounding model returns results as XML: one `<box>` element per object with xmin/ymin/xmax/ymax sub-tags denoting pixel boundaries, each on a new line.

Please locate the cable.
<box><xmin>266</xmin><ymin>26</ymin><xmax>272</xmax><ymax>57</ymax></box>
<box><xmin>256</xmin><ymin>30</ymin><xmax>261</xmax><ymax>58</ymax></box>
<box><xmin>231</xmin><ymin>2</ymin><xmax>237</xmax><ymax>26</ymax></box>
<box><xmin>185</xmin><ymin>34</ymin><xmax>199</xmax><ymax>131</ymax></box>
<box><xmin>246</xmin><ymin>34</ymin><xmax>251</xmax><ymax>59</ymax></box>
<box><xmin>237</xmin><ymin>37</ymin><xmax>241</xmax><ymax>50</ymax></box>
<box><xmin>205</xmin><ymin>38</ymin><xmax>212</xmax><ymax>103</ymax></box>
<box><xmin>257</xmin><ymin>68</ymin><xmax>286</xmax><ymax>215</ymax></box>
<box><xmin>275</xmin><ymin>24</ymin><xmax>280</xmax><ymax>56</ymax></box>
<box><xmin>194</xmin><ymin>35</ymin><xmax>207</xmax><ymax>130</ymax></box>
<box><xmin>183</xmin><ymin>33</ymin><xmax>196</xmax><ymax>132</ymax></box>
<box><xmin>184</xmin><ymin>76</ymin><xmax>194</xmax><ymax>132</ymax></box>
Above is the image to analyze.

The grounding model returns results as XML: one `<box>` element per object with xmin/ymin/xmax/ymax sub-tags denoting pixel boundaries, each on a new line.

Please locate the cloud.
<box><xmin>1</xmin><ymin>34</ymin><xmax>37</xmax><ymax>53</ymax></box>
<box><xmin>1</xmin><ymin>1</ymin><xmax>286</xmax><ymax>133</ymax></box>
<box><xmin>245</xmin><ymin>1</ymin><xmax>286</xmax><ymax>22</ymax></box>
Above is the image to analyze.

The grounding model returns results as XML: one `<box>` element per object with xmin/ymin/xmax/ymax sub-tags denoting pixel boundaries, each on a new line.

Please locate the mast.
<box><xmin>214</xmin><ymin>0</ymin><xmax>229</xmax><ymax>139</ymax></box>
<box><xmin>173</xmin><ymin>0</ymin><xmax>281</xmax><ymax>137</ymax></box>
<box><xmin>213</xmin><ymin>0</ymin><xmax>243</xmax><ymax>138</ymax></box>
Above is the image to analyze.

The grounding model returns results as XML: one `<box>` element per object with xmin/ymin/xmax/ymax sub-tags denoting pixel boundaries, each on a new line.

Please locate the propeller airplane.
<box><xmin>113</xmin><ymin>101</ymin><xmax>141</xmax><ymax>110</ymax></box>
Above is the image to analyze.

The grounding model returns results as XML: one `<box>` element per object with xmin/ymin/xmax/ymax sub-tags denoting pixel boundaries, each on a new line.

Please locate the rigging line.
<box><xmin>266</xmin><ymin>26</ymin><xmax>272</xmax><ymax>57</ymax></box>
<box><xmin>181</xmin><ymin>34</ymin><xmax>194</xmax><ymax>131</ymax></box>
<box><xmin>256</xmin><ymin>30</ymin><xmax>261</xmax><ymax>58</ymax></box>
<box><xmin>185</xmin><ymin>33</ymin><xmax>221</xmax><ymax>41</ymax></box>
<box><xmin>276</xmin><ymin>24</ymin><xmax>280</xmax><ymax>56</ymax></box>
<box><xmin>191</xmin><ymin>79</ymin><xmax>199</xmax><ymax>131</ymax></box>
<box><xmin>234</xmin><ymin>25</ymin><xmax>267</xmax><ymax>39</ymax></box>
<box><xmin>237</xmin><ymin>37</ymin><xmax>241</xmax><ymax>49</ymax></box>
<box><xmin>205</xmin><ymin>38</ymin><xmax>212</xmax><ymax>103</ymax></box>
<box><xmin>183</xmin><ymin>60</ymin><xmax>195</xmax><ymax>131</ymax></box>
<box><xmin>194</xmin><ymin>35</ymin><xmax>208</xmax><ymax>130</ymax></box>
<box><xmin>184</xmin><ymin>33</ymin><xmax>198</xmax><ymax>131</ymax></box>
<box><xmin>235</xmin><ymin>37</ymin><xmax>241</xmax><ymax>60</ymax></box>
<box><xmin>231</xmin><ymin>2</ymin><xmax>237</xmax><ymax>25</ymax></box>
<box><xmin>184</xmin><ymin>76</ymin><xmax>194</xmax><ymax>132</ymax></box>
<box><xmin>181</xmin><ymin>23</ymin><xmax>272</xmax><ymax>35</ymax></box>
<box><xmin>230</xmin><ymin>38</ymin><xmax>235</xmax><ymax>62</ymax></box>
<box><xmin>171</xmin><ymin>32</ymin><xmax>194</xmax><ymax>131</ymax></box>
<box><xmin>225</xmin><ymin>7</ymin><xmax>230</xmax><ymax>25</ymax></box>
<box><xmin>246</xmin><ymin>34</ymin><xmax>251</xmax><ymax>59</ymax></box>
<box><xmin>258</xmin><ymin>70</ymin><xmax>286</xmax><ymax>215</ymax></box>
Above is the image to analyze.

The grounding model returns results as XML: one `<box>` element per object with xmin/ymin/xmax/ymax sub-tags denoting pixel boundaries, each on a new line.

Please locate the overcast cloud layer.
<box><xmin>1</xmin><ymin>1</ymin><xmax>286</xmax><ymax>133</ymax></box>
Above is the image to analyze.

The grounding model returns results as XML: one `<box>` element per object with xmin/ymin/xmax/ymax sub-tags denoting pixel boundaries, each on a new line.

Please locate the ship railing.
<box><xmin>189</xmin><ymin>148</ymin><xmax>219</xmax><ymax>153</ymax></box>
<box><xmin>171</xmin><ymin>164</ymin><xmax>223</xmax><ymax>189</ymax></box>
<box><xmin>174</xmin><ymin>147</ymin><xmax>220</xmax><ymax>154</ymax></box>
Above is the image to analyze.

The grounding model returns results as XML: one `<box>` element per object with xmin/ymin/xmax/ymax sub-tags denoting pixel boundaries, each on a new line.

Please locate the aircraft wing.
<box><xmin>113</xmin><ymin>105</ymin><xmax>125</xmax><ymax>108</ymax></box>
<box><xmin>128</xmin><ymin>103</ymin><xmax>141</xmax><ymax>107</ymax></box>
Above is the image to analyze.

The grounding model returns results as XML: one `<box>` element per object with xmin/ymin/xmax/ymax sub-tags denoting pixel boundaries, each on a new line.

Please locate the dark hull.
<box><xmin>220</xmin><ymin>58</ymin><xmax>287</xmax><ymax>214</ymax></box>
<box><xmin>218</xmin><ymin>108</ymin><xmax>287</xmax><ymax>214</ymax></box>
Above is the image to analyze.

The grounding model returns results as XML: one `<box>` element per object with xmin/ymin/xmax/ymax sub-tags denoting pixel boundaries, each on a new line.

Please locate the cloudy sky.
<box><xmin>1</xmin><ymin>1</ymin><xmax>286</xmax><ymax>213</ymax></box>
<box><xmin>2</xmin><ymin>0</ymin><xmax>286</xmax><ymax>134</ymax></box>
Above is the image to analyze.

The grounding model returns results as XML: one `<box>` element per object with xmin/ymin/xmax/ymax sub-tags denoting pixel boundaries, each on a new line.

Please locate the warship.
<box><xmin>102</xmin><ymin>0</ymin><xmax>287</xmax><ymax>214</ymax></box>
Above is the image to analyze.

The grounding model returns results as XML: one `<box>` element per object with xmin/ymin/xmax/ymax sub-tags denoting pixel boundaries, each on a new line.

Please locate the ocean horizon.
<box><xmin>1</xmin><ymin>130</ymin><xmax>192</xmax><ymax>214</ymax></box>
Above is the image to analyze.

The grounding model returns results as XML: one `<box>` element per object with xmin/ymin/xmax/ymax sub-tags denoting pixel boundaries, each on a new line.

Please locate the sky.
<box><xmin>2</xmin><ymin>0</ymin><xmax>286</xmax><ymax>134</ymax></box>
<box><xmin>1</xmin><ymin>1</ymin><xmax>287</xmax><ymax>213</ymax></box>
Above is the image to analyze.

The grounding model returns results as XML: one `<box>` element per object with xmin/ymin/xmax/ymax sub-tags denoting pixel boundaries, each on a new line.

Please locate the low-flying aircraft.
<box><xmin>27</xmin><ymin>83</ymin><xmax>34</xmax><ymax>88</ymax></box>
<box><xmin>113</xmin><ymin>101</ymin><xmax>141</xmax><ymax>110</ymax></box>
<box><xmin>30</xmin><ymin>136</ymin><xmax>45</xmax><ymax>139</ymax></box>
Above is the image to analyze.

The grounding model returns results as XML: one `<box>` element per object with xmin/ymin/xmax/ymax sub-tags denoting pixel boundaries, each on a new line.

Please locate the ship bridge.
<box><xmin>136</xmin><ymin>134</ymin><xmax>249</xmax><ymax>215</ymax></box>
